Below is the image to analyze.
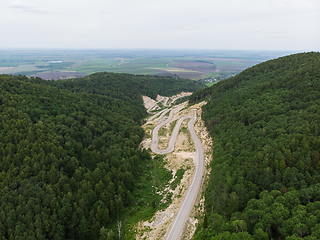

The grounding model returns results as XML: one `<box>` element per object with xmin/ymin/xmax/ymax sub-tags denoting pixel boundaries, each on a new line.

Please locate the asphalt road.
<box><xmin>150</xmin><ymin>107</ymin><xmax>204</xmax><ymax>240</ymax></box>
<box><xmin>162</xmin><ymin>97</ymin><xmax>169</xmax><ymax>107</ymax></box>
<box><xmin>148</xmin><ymin>108</ymin><xmax>169</xmax><ymax>122</ymax></box>
<box><xmin>147</xmin><ymin>96</ymin><xmax>164</xmax><ymax>113</ymax></box>
<box><xmin>147</xmin><ymin>94</ymin><xmax>191</xmax><ymax>115</ymax></box>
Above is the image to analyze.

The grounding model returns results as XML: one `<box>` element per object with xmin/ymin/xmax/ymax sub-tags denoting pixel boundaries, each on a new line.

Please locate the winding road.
<box><xmin>147</xmin><ymin>96</ymin><xmax>164</xmax><ymax>113</ymax></box>
<box><xmin>148</xmin><ymin>108</ymin><xmax>170</xmax><ymax>122</ymax></box>
<box><xmin>148</xmin><ymin>93</ymin><xmax>191</xmax><ymax>113</ymax></box>
<box><xmin>149</xmin><ymin>105</ymin><xmax>204</xmax><ymax>240</ymax></box>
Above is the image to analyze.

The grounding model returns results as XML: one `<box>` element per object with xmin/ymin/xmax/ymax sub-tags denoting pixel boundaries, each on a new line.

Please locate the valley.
<box><xmin>0</xmin><ymin>72</ymin><xmax>205</xmax><ymax>240</ymax></box>
<box><xmin>1</xmin><ymin>52</ymin><xmax>320</xmax><ymax>240</ymax></box>
<box><xmin>1</xmin><ymin>0</ymin><xmax>318</xmax><ymax>238</ymax></box>
<box><xmin>138</xmin><ymin>97</ymin><xmax>212</xmax><ymax>240</ymax></box>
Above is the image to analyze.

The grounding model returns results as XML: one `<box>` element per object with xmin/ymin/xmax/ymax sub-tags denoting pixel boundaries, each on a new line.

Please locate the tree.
<box><xmin>117</xmin><ymin>221</ymin><xmax>122</xmax><ymax>240</ymax></box>
<box><xmin>203</xmin><ymin>214</ymin><xmax>208</xmax><ymax>229</ymax></box>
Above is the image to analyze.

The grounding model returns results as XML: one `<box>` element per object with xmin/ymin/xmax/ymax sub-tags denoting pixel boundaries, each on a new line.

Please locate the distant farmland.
<box><xmin>0</xmin><ymin>49</ymin><xmax>290</xmax><ymax>80</ymax></box>
<box><xmin>170</xmin><ymin>60</ymin><xmax>216</xmax><ymax>79</ymax></box>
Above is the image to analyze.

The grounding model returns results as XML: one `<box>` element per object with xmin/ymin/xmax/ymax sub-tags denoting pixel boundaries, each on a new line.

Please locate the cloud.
<box><xmin>100</xmin><ymin>11</ymin><xmax>111</xmax><ymax>15</ymax></box>
<box><xmin>6</xmin><ymin>0</ymin><xmax>54</xmax><ymax>14</ymax></box>
<box><xmin>247</xmin><ymin>27</ymin><xmax>261</xmax><ymax>33</ymax></box>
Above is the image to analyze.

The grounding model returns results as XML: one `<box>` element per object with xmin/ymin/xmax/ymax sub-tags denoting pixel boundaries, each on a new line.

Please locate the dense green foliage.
<box><xmin>119</xmin><ymin>154</ymin><xmax>173</xmax><ymax>239</ymax></box>
<box><xmin>0</xmin><ymin>72</ymin><xmax>203</xmax><ymax>239</ymax></box>
<box><xmin>28</xmin><ymin>72</ymin><xmax>204</xmax><ymax>123</ymax></box>
<box><xmin>191</xmin><ymin>52</ymin><xmax>320</xmax><ymax>239</ymax></box>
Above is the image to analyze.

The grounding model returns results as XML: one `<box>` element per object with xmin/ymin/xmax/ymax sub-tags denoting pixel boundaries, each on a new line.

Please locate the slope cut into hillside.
<box><xmin>138</xmin><ymin>100</ymin><xmax>212</xmax><ymax>240</ymax></box>
<box><xmin>190</xmin><ymin>52</ymin><xmax>320</xmax><ymax>239</ymax></box>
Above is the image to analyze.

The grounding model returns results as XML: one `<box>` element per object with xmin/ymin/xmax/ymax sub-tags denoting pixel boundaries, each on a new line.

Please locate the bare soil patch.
<box><xmin>0</xmin><ymin>67</ymin><xmax>14</xmax><ymax>72</ymax></box>
<box><xmin>169</xmin><ymin>92</ymin><xmax>192</xmax><ymax>105</ymax></box>
<box><xmin>208</xmin><ymin>57</ymin><xmax>258</xmax><ymax>63</ymax></box>
<box><xmin>154</xmin><ymin>70</ymin><xmax>175</xmax><ymax>78</ymax></box>
<box><xmin>142</xmin><ymin>96</ymin><xmax>157</xmax><ymax>110</ymax></box>
<box><xmin>170</xmin><ymin>71</ymin><xmax>203</xmax><ymax>79</ymax></box>
<box><xmin>170</xmin><ymin>92</ymin><xmax>192</xmax><ymax>99</ymax></box>
<box><xmin>146</xmin><ymin>63</ymin><xmax>217</xmax><ymax>79</ymax></box>
<box><xmin>172</xmin><ymin>60</ymin><xmax>213</xmax><ymax>67</ymax></box>
<box><xmin>146</xmin><ymin>67</ymin><xmax>198</xmax><ymax>73</ymax></box>
<box><xmin>138</xmin><ymin>100</ymin><xmax>212</xmax><ymax>240</ymax></box>
<box><xmin>30</xmin><ymin>72</ymin><xmax>86</xmax><ymax>80</ymax></box>
<box><xmin>187</xmin><ymin>65</ymin><xmax>216</xmax><ymax>71</ymax></box>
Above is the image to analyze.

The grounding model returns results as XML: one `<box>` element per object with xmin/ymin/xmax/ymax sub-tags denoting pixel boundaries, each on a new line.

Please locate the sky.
<box><xmin>1</xmin><ymin>0</ymin><xmax>319</xmax><ymax>51</ymax></box>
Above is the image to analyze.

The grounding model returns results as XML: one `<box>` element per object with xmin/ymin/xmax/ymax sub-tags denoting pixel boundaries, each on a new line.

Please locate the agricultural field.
<box><xmin>0</xmin><ymin>49</ymin><xmax>291</xmax><ymax>81</ymax></box>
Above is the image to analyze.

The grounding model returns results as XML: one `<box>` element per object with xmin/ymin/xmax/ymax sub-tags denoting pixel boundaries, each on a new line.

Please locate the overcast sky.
<box><xmin>1</xmin><ymin>0</ymin><xmax>319</xmax><ymax>51</ymax></box>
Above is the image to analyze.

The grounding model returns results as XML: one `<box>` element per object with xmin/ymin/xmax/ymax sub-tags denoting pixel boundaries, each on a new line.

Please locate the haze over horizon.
<box><xmin>1</xmin><ymin>0</ymin><xmax>319</xmax><ymax>51</ymax></box>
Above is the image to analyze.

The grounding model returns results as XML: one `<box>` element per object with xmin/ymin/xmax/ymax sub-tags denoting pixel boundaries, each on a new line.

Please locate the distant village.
<box><xmin>203</xmin><ymin>77</ymin><xmax>218</xmax><ymax>83</ymax></box>
<box><xmin>202</xmin><ymin>73</ymin><xmax>236</xmax><ymax>83</ymax></box>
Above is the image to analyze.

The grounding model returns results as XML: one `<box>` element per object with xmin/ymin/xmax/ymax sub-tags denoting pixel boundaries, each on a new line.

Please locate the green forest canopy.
<box><xmin>0</xmin><ymin>72</ymin><xmax>204</xmax><ymax>240</ymax></box>
<box><xmin>190</xmin><ymin>52</ymin><xmax>320</xmax><ymax>239</ymax></box>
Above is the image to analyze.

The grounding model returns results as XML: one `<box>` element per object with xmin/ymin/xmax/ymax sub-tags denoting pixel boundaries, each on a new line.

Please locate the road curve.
<box><xmin>147</xmin><ymin>94</ymin><xmax>190</xmax><ymax>113</ymax></box>
<box><xmin>148</xmin><ymin>108</ymin><xmax>169</xmax><ymax>122</ymax></box>
<box><xmin>147</xmin><ymin>96</ymin><xmax>164</xmax><ymax>113</ymax></box>
<box><xmin>150</xmin><ymin>107</ymin><xmax>204</xmax><ymax>240</ymax></box>
<box><xmin>162</xmin><ymin>97</ymin><xmax>170</xmax><ymax>107</ymax></box>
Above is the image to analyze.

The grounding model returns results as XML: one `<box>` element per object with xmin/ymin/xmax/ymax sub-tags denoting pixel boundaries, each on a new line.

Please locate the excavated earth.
<box><xmin>137</xmin><ymin>98</ymin><xmax>212</xmax><ymax>240</ymax></box>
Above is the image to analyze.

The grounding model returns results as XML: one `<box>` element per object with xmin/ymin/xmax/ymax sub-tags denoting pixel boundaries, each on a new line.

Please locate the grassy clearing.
<box><xmin>171</xmin><ymin>96</ymin><xmax>189</xmax><ymax>105</ymax></box>
<box><xmin>171</xmin><ymin>168</ymin><xmax>186</xmax><ymax>190</ymax></box>
<box><xmin>112</xmin><ymin>154</ymin><xmax>173</xmax><ymax>240</ymax></box>
<box><xmin>179</xmin><ymin>120</ymin><xmax>196</xmax><ymax>151</ymax></box>
<box><xmin>179</xmin><ymin>125</ymin><xmax>188</xmax><ymax>134</ymax></box>
<box><xmin>86</xmin><ymin>57</ymin><xmax>169</xmax><ymax>75</ymax></box>
<box><xmin>149</xmin><ymin>108</ymin><xmax>164</xmax><ymax>115</ymax></box>
<box><xmin>144</xmin><ymin>125</ymin><xmax>153</xmax><ymax>138</ymax></box>
<box><xmin>157</xmin><ymin>102</ymin><xmax>164</xmax><ymax>109</ymax></box>
<box><xmin>158</xmin><ymin>127</ymin><xmax>167</xmax><ymax>137</ymax></box>
<box><xmin>170</xmin><ymin>119</ymin><xmax>178</xmax><ymax>132</ymax></box>
<box><xmin>71</xmin><ymin>59</ymin><xmax>160</xmax><ymax>75</ymax></box>
<box><xmin>158</xmin><ymin>137</ymin><xmax>168</xmax><ymax>150</ymax></box>
<box><xmin>205</xmin><ymin>82</ymin><xmax>217</xmax><ymax>87</ymax></box>
<box><xmin>71</xmin><ymin>59</ymin><xmax>117</xmax><ymax>74</ymax></box>
<box><xmin>158</xmin><ymin>118</ymin><xmax>177</xmax><ymax>150</ymax></box>
<box><xmin>1</xmin><ymin>64</ymin><xmax>41</xmax><ymax>74</ymax></box>
<box><xmin>127</xmin><ymin>57</ymin><xmax>171</xmax><ymax>66</ymax></box>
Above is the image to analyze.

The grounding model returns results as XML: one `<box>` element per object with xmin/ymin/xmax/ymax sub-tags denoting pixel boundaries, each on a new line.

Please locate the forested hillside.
<box><xmin>191</xmin><ymin>52</ymin><xmax>320</xmax><ymax>239</ymax></box>
<box><xmin>0</xmin><ymin>73</ymin><xmax>204</xmax><ymax>239</ymax></box>
<box><xmin>28</xmin><ymin>72</ymin><xmax>204</xmax><ymax>123</ymax></box>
